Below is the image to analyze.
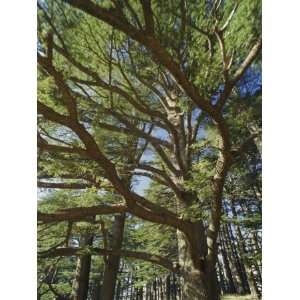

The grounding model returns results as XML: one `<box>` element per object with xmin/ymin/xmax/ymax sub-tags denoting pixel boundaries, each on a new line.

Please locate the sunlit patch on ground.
<box><xmin>222</xmin><ymin>295</ymin><xmax>255</xmax><ymax>300</ymax></box>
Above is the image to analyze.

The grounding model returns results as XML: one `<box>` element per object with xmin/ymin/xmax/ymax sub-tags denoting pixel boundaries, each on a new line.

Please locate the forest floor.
<box><xmin>222</xmin><ymin>295</ymin><xmax>254</xmax><ymax>300</ymax></box>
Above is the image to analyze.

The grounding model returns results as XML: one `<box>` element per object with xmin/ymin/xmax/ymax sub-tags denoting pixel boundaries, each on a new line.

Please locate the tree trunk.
<box><xmin>248</xmin><ymin>123</ymin><xmax>261</xmax><ymax>156</ymax></box>
<box><xmin>166</xmin><ymin>275</ymin><xmax>171</xmax><ymax>300</ymax></box>
<box><xmin>177</xmin><ymin>222</ymin><xmax>220</xmax><ymax>300</ymax></box>
<box><xmin>91</xmin><ymin>279</ymin><xmax>101</xmax><ymax>300</ymax></box>
<box><xmin>100</xmin><ymin>213</ymin><xmax>126</xmax><ymax>300</ymax></box>
<box><xmin>216</xmin><ymin>255</ymin><xmax>226</xmax><ymax>294</ymax></box>
<box><xmin>180</xmin><ymin>265</ymin><xmax>219</xmax><ymax>300</ymax></box>
<box><xmin>230</xmin><ymin>199</ymin><xmax>260</xmax><ymax>299</ymax></box>
<box><xmin>115</xmin><ymin>279</ymin><xmax>122</xmax><ymax>300</ymax></box>
<box><xmin>222</xmin><ymin>226</ymin><xmax>246</xmax><ymax>294</ymax></box>
<box><xmin>71</xmin><ymin>233</ymin><xmax>93</xmax><ymax>300</ymax></box>
<box><xmin>220</xmin><ymin>244</ymin><xmax>236</xmax><ymax>293</ymax></box>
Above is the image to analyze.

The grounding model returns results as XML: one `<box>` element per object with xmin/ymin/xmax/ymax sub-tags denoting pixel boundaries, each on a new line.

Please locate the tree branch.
<box><xmin>140</xmin><ymin>0</ymin><xmax>155</xmax><ymax>34</ymax></box>
<box><xmin>37</xmin><ymin>181</ymin><xmax>93</xmax><ymax>189</ymax></box>
<box><xmin>232</xmin><ymin>38</ymin><xmax>262</xmax><ymax>83</ymax></box>
<box><xmin>63</xmin><ymin>0</ymin><xmax>216</xmax><ymax>117</ymax></box>
<box><xmin>40</xmin><ymin>247</ymin><xmax>177</xmax><ymax>273</ymax></box>
<box><xmin>220</xmin><ymin>2</ymin><xmax>239</xmax><ymax>32</ymax></box>
<box><xmin>217</xmin><ymin>38</ymin><xmax>262</xmax><ymax>109</ymax></box>
<box><xmin>38</xmin><ymin>131</ymin><xmax>88</xmax><ymax>158</ymax></box>
<box><xmin>38</xmin><ymin>204</ymin><xmax>127</xmax><ymax>224</ymax></box>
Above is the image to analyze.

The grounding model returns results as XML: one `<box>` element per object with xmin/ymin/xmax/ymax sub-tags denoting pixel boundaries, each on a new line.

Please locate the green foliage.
<box><xmin>37</xmin><ymin>0</ymin><xmax>261</xmax><ymax>297</ymax></box>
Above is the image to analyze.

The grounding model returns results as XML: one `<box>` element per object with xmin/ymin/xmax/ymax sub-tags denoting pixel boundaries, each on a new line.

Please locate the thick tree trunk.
<box><xmin>166</xmin><ymin>106</ymin><xmax>222</xmax><ymax>299</ymax></box>
<box><xmin>71</xmin><ymin>234</ymin><xmax>93</xmax><ymax>300</ymax></box>
<box><xmin>179</xmin><ymin>264</ymin><xmax>219</xmax><ymax>300</ymax></box>
<box><xmin>177</xmin><ymin>222</ymin><xmax>220</xmax><ymax>300</ymax></box>
<box><xmin>100</xmin><ymin>213</ymin><xmax>126</xmax><ymax>300</ymax></box>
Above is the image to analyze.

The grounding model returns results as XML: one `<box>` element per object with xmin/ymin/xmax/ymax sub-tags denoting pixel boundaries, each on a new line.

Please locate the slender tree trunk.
<box><xmin>91</xmin><ymin>278</ymin><xmax>101</xmax><ymax>300</ymax></box>
<box><xmin>222</xmin><ymin>225</ymin><xmax>246</xmax><ymax>294</ymax></box>
<box><xmin>130</xmin><ymin>274</ymin><xmax>134</xmax><ymax>300</ymax></box>
<box><xmin>248</xmin><ymin>123</ymin><xmax>261</xmax><ymax>156</ymax></box>
<box><xmin>225</xmin><ymin>222</ymin><xmax>249</xmax><ymax>293</ymax></box>
<box><xmin>115</xmin><ymin>279</ymin><xmax>122</xmax><ymax>300</ymax></box>
<box><xmin>145</xmin><ymin>283</ymin><xmax>149</xmax><ymax>300</ymax></box>
<box><xmin>100</xmin><ymin>213</ymin><xmax>126</xmax><ymax>300</ymax></box>
<box><xmin>230</xmin><ymin>199</ymin><xmax>260</xmax><ymax>299</ymax></box>
<box><xmin>166</xmin><ymin>275</ymin><xmax>171</xmax><ymax>300</ymax></box>
<box><xmin>71</xmin><ymin>233</ymin><xmax>93</xmax><ymax>300</ymax></box>
<box><xmin>216</xmin><ymin>255</ymin><xmax>226</xmax><ymax>294</ymax></box>
<box><xmin>219</xmin><ymin>240</ymin><xmax>236</xmax><ymax>293</ymax></box>
<box><xmin>125</xmin><ymin>273</ymin><xmax>131</xmax><ymax>300</ymax></box>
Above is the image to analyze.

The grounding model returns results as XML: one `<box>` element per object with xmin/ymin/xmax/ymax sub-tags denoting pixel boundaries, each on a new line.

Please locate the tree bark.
<box><xmin>177</xmin><ymin>222</ymin><xmax>220</xmax><ymax>300</ymax></box>
<box><xmin>165</xmin><ymin>275</ymin><xmax>171</xmax><ymax>300</ymax></box>
<box><xmin>100</xmin><ymin>213</ymin><xmax>126</xmax><ymax>300</ymax></box>
<box><xmin>230</xmin><ymin>199</ymin><xmax>260</xmax><ymax>299</ymax></box>
<box><xmin>71</xmin><ymin>233</ymin><xmax>93</xmax><ymax>300</ymax></box>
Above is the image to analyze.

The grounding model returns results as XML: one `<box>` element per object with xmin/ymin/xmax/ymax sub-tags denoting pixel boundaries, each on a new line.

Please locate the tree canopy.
<box><xmin>37</xmin><ymin>1</ymin><xmax>261</xmax><ymax>299</ymax></box>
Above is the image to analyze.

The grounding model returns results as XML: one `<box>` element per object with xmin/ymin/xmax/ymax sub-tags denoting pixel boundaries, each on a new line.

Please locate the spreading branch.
<box><xmin>140</xmin><ymin>0</ymin><xmax>155</xmax><ymax>34</ymax></box>
<box><xmin>38</xmin><ymin>204</ymin><xmax>127</xmax><ymax>224</ymax></box>
<box><xmin>37</xmin><ymin>181</ymin><xmax>93</xmax><ymax>189</ymax></box>
<box><xmin>40</xmin><ymin>247</ymin><xmax>177</xmax><ymax>273</ymax></box>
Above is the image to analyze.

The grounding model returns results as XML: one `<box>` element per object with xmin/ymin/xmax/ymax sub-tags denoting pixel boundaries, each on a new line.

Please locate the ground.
<box><xmin>222</xmin><ymin>295</ymin><xmax>255</xmax><ymax>300</ymax></box>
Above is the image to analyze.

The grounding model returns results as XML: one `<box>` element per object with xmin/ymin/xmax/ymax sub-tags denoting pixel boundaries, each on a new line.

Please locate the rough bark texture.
<box><xmin>37</xmin><ymin>3</ymin><xmax>261</xmax><ymax>298</ymax></box>
<box><xmin>177</xmin><ymin>221</ymin><xmax>220</xmax><ymax>300</ymax></box>
<box><xmin>100</xmin><ymin>214</ymin><xmax>126</xmax><ymax>300</ymax></box>
<box><xmin>71</xmin><ymin>234</ymin><xmax>93</xmax><ymax>300</ymax></box>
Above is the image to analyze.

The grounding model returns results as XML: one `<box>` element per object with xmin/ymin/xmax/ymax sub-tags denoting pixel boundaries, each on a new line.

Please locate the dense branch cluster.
<box><xmin>37</xmin><ymin>1</ymin><xmax>261</xmax><ymax>299</ymax></box>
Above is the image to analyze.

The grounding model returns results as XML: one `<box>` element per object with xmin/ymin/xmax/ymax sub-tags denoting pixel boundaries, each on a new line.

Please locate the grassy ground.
<box><xmin>222</xmin><ymin>295</ymin><xmax>254</xmax><ymax>300</ymax></box>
